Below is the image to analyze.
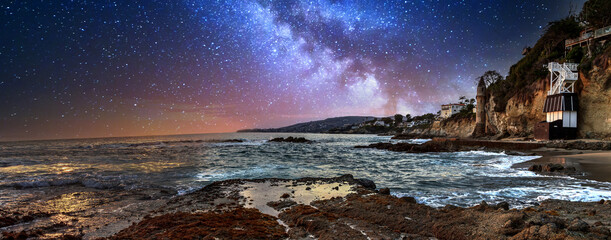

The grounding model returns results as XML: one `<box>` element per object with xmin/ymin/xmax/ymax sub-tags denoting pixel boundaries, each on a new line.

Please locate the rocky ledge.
<box><xmin>356</xmin><ymin>138</ymin><xmax>543</xmax><ymax>154</ymax></box>
<box><xmin>110</xmin><ymin>175</ymin><xmax>609</xmax><ymax>239</ymax></box>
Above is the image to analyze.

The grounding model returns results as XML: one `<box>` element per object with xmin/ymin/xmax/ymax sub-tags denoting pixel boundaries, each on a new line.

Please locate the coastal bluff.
<box><xmin>481</xmin><ymin>57</ymin><xmax>611</xmax><ymax>140</ymax></box>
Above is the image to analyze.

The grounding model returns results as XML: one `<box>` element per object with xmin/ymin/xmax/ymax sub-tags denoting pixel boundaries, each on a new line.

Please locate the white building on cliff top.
<box><xmin>440</xmin><ymin>103</ymin><xmax>465</xmax><ymax>119</ymax></box>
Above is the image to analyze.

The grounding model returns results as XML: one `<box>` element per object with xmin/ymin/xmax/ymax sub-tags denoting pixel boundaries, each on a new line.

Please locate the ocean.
<box><xmin>1</xmin><ymin>133</ymin><xmax>610</xmax><ymax>208</ymax></box>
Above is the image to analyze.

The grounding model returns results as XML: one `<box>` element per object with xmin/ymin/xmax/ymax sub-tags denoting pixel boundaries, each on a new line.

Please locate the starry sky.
<box><xmin>0</xmin><ymin>0</ymin><xmax>585</xmax><ymax>141</ymax></box>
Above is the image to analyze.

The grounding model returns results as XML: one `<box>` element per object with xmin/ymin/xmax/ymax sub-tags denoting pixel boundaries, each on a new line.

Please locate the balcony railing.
<box><xmin>566</xmin><ymin>25</ymin><xmax>611</xmax><ymax>48</ymax></box>
<box><xmin>594</xmin><ymin>25</ymin><xmax>611</xmax><ymax>38</ymax></box>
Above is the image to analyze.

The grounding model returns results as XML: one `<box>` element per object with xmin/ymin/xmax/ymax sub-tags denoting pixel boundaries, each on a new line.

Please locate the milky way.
<box><xmin>0</xmin><ymin>0</ymin><xmax>584</xmax><ymax>140</ymax></box>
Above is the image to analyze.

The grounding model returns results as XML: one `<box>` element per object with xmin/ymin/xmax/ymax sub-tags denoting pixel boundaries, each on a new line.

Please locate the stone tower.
<box><xmin>473</xmin><ymin>78</ymin><xmax>486</xmax><ymax>137</ymax></box>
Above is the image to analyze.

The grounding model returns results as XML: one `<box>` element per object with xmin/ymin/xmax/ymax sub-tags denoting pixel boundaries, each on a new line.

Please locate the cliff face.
<box><xmin>485</xmin><ymin>78</ymin><xmax>547</xmax><ymax>137</ymax></box>
<box><xmin>484</xmin><ymin>52</ymin><xmax>611</xmax><ymax>140</ymax></box>
<box><xmin>403</xmin><ymin>117</ymin><xmax>475</xmax><ymax>138</ymax></box>
<box><xmin>403</xmin><ymin>53</ymin><xmax>611</xmax><ymax>140</ymax></box>
<box><xmin>577</xmin><ymin>54</ymin><xmax>611</xmax><ymax>138</ymax></box>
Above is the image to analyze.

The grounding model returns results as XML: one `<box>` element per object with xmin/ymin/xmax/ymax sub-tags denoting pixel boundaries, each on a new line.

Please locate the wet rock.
<box><xmin>356</xmin><ymin>138</ymin><xmax>545</xmax><ymax>153</ymax></box>
<box><xmin>512</xmin><ymin>226</ymin><xmax>545</xmax><ymax>240</ymax></box>
<box><xmin>495</xmin><ymin>201</ymin><xmax>510</xmax><ymax>210</ymax></box>
<box><xmin>528</xmin><ymin>164</ymin><xmax>542</xmax><ymax>172</ymax></box>
<box><xmin>546</xmin><ymin>140</ymin><xmax>611</xmax><ymax>150</ymax></box>
<box><xmin>502</xmin><ymin>218</ymin><xmax>525</xmax><ymax>230</ymax></box>
<box><xmin>591</xmin><ymin>226</ymin><xmax>610</xmax><ymax>235</ymax></box>
<box><xmin>527</xmin><ymin>213</ymin><xmax>567</xmax><ymax>228</ymax></box>
<box><xmin>379</xmin><ymin>188</ymin><xmax>391</xmax><ymax>195</ymax></box>
<box><xmin>503</xmin><ymin>219</ymin><xmax>514</xmax><ymax>228</ymax></box>
<box><xmin>109</xmin><ymin>208</ymin><xmax>287</xmax><ymax>239</ymax></box>
<box><xmin>567</xmin><ymin>218</ymin><xmax>589</xmax><ymax>232</ymax></box>
<box><xmin>221</xmin><ymin>139</ymin><xmax>244</xmax><ymax>143</ymax></box>
<box><xmin>498</xmin><ymin>217</ymin><xmax>524</xmax><ymax>236</ymax></box>
<box><xmin>354</xmin><ymin>178</ymin><xmax>376</xmax><ymax>190</ymax></box>
<box><xmin>542</xmin><ymin>163</ymin><xmax>564</xmax><ymax>172</ymax></box>
<box><xmin>267</xmin><ymin>200</ymin><xmax>297</xmax><ymax>211</ymax></box>
<box><xmin>0</xmin><ymin>217</ymin><xmax>17</xmax><ymax>228</ymax></box>
<box><xmin>269</xmin><ymin>137</ymin><xmax>313</xmax><ymax>143</ymax></box>
<box><xmin>400</xmin><ymin>196</ymin><xmax>417</xmax><ymax>204</ymax></box>
<box><xmin>1</xmin><ymin>231</ymin><xmax>35</xmax><ymax>240</ymax></box>
<box><xmin>280</xmin><ymin>193</ymin><xmax>291</xmax><ymax>199</ymax></box>
<box><xmin>442</xmin><ymin>204</ymin><xmax>459</xmax><ymax>211</ymax></box>
<box><xmin>538</xmin><ymin>223</ymin><xmax>559</xmax><ymax>238</ymax></box>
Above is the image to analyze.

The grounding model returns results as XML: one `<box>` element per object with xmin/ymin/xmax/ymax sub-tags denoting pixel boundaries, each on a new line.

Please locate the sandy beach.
<box><xmin>520</xmin><ymin>149</ymin><xmax>611</xmax><ymax>182</ymax></box>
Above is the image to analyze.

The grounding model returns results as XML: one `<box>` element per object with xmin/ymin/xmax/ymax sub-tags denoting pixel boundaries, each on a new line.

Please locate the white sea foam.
<box><xmin>196</xmin><ymin>165</ymin><xmax>280</xmax><ymax>181</ymax></box>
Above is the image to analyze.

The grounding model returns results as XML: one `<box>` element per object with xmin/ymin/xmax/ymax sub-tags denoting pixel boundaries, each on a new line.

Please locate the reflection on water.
<box><xmin>1</xmin><ymin>133</ymin><xmax>610</xmax><ymax>208</ymax></box>
<box><xmin>46</xmin><ymin>192</ymin><xmax>104</xmax><ymax>214</ymax></box>
<box><xmin>240</xmin><ymin>180</ymin><xmax>354</xmax><ymax>216</ymax></box>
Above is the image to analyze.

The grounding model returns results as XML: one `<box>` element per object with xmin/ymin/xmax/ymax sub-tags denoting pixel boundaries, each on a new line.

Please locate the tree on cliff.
<box><xmin>580</xmin><ymin>0</ymin><xmax>611</xmax><ymax>28</ymax></box>
<box><xmin>405</xmin><ymin>114</ymin><xmax>412</xmax><ymax>122</ymax></box>
<box><xmin>394</xmin><ymin>114</ymin><xmax>403</xmax><ymax>126</ymax></box>
<box><xmin>381</xmin><ymin>117</ymin><xmax>393</xmax><ymax>125</ymax></box>
<box><xmin>477</xmin><ymin>70</ymin><xmax>503</xmax><ymax>88</ymax></box>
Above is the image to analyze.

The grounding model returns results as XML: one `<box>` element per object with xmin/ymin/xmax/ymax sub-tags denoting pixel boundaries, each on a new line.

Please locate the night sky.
<box><xmin>0</xmin><ymin>0</ymin><xmax>584</xmax><ymax>141</ymax></box>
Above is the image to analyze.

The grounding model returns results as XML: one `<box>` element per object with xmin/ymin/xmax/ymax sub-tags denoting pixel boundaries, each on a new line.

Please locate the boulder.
<box><xmin>354</xmin><ymin>178</ymin><xmax>376</xmax><ymax>190</ymax></box>
<box><xmin>567</xmin><ymin>218</ymin><xmax>589</xmax><ymax>232</ymax></box>
<box><xmin>528</xmin><ymin>164</ymin><xmax>542</xmax><ymax>172</ymax></box>
<box><xmin>495</xmin><ymin>201</ymin><xmax>510</xmax><ymax>210</ymax></box>
<box><xmin>378</xmin><ymin>188</ymin><xmax>391</xmax><ymax>195</ymax></box>
<box><xmin>542</xmin><ymin>164</ymin><xmax>564</xmax><ymax>172</ymax></box>
<box><xmin>400</xmin><ymin>196</ymin><xmax>417</xmax><ymax>203</ymax></box>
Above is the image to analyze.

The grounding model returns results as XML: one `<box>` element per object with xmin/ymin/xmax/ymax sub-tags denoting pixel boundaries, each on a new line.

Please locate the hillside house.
<box><xmin>565</xmin><ymin>25</ymin><xmax>611</xmax><ymax>50</ymax></box>
<box><xmin>373</xmin><ymin>120</ymin><xmax>387</xmax><ymax>127</ymax></box>
<box><xmin>440</xmin><ymin>103</ymin><xmax>465</xmax><ymax>119</ymax></box>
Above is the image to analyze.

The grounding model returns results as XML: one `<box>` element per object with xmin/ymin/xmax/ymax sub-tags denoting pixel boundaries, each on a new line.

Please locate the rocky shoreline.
<box><xmin>2</xmin><ymin>137</ymin><xmax>611</xmax><ymax>239</ymax></box>
<box><xmin>11</xmin><ymin>175</ymin><xmax>611</xmax><ymax>239</ymax></box>
<box><xmin>1</xmin><ymin>175</ymin><xmax>610</xmax><ymax>239</ymax></box>
<box><xmin>356</xmin><ymin>138</ymin><xmax>544</xmax><ymax>154</ymax></box>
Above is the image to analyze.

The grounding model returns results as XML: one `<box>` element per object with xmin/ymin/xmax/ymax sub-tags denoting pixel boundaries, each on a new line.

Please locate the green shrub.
<box><xmin>567</xmin><ymin>46</ymin><xmax>584</xmax><ymax>63</ymax></box>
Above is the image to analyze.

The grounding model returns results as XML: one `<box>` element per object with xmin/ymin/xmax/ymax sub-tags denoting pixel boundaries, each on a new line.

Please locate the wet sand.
<box><xmin>515</xmin><ymin>148</ymin><xmax>611</xmax><ymax>182</ymax></box>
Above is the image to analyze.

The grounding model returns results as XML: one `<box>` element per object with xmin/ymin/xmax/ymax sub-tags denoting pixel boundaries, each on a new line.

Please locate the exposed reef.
<box><xmin>269</xmin><ymin>137</ymin><xmax>314</xmax><ymax>143</ymax></box>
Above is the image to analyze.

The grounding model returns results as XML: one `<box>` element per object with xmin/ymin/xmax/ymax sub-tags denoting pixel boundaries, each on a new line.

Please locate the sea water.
<box><xmin>1</xmin><ymin>133</ymin><xmax>610</xmax><ymax>208</ymax></box>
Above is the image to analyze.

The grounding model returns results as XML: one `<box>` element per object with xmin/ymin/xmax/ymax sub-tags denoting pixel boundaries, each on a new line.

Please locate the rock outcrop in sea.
<box><xmin>269</xmin><ymin>137</ymin><xmax>314</xmax><ymax>143</ymax></box>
